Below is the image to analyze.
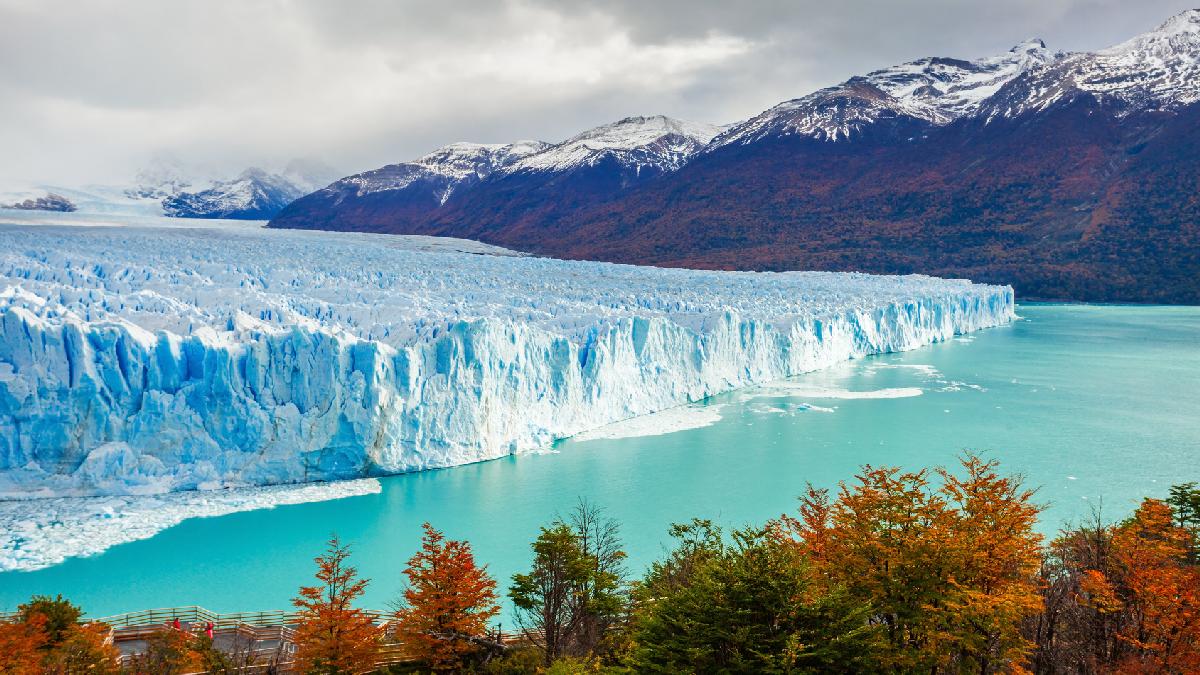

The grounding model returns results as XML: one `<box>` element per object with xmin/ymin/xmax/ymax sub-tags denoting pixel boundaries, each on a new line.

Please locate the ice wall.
<box><xmin>0</xmin><ymin>222</ymin><xmax>1014</xmax><ymax>497</ymax></box>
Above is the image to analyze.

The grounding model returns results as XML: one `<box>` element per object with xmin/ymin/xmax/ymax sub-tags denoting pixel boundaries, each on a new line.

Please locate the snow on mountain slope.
<box><xmin>713</xmin><ymin>39</ymin><xmax>1060</xmax><ymax>145</ymax></box>
<box><xmin>504</xmin><ymin>115</ymin><xmax>723</xmax><ymax>175</ymax></box>
<box><xmin>328</xmin><ymin>141</ymin><xmax>546</xmax><ymax>206</ymax></box>
<box><xmin>981</xmin><ymin>9</ymin><xmax>1200</xmax><ymax>119</ymax></box>
<box><xmin>0</xmin><ymin>219</ymin><xmax>1012</xmax><ymax>498</ymax></box>
<box><xmin>162</xmin><ymin>168</ymin><xmax>308</xmax><ymax>219</ymax></box>
<box><xmin>272</xmin><ymin>117</ymin><xmax>718</xmax><ymax>229</ymax></box>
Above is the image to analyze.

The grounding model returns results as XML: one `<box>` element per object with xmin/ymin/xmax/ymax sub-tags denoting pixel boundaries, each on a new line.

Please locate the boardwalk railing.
<box><xmin>8</xmin><ymin>604</ymin><xmax>539</xmax><ymax>673</ymax></box>
<box><xmin>94</xmin><ymin>605</ymin><xmax>383</xmax><ymax>629</ymax></box>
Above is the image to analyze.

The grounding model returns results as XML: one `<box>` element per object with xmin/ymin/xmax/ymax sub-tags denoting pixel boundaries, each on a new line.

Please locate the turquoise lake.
<box><xmin>1</xmin><ymin>303</ymin><xmax>1197</xmax><ymax>619</ymax></box>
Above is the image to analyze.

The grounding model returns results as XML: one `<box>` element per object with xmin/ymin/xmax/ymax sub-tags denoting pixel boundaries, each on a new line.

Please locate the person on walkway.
<box><xmin>172</xmin><ymin>617</ymin><xmax>181</xmax><ymax>631</ymax></box>
<box><xmin>205</xmin><ymin>621</ymin><xmax>214</xmax><ymax>640</ymax></box>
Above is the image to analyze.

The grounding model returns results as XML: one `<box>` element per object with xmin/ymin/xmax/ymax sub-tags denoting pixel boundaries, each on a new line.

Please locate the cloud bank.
<box><xmin>0</xmin><ymin>0</ymin><xmax>1191</xmax><ymax>184</ymax></box>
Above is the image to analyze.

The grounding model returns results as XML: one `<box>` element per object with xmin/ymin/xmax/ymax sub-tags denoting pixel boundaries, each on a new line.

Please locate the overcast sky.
<box><xmin>0</xmin><ymin>0</ymin><xmax>1193</xmax><ymax>185</ymax></box>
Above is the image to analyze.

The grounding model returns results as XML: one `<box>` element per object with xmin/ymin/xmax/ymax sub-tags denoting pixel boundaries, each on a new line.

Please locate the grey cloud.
<box><xmin>0</xmin><ymin>0</ymin><xmax>1192</xmax><ymax>186</ymax></box>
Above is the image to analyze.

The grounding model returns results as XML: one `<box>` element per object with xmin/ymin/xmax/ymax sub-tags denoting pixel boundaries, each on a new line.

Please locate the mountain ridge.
<box><xmin>270</xmin><ymin>9</ymin><xmax>1200</xmax><ymax>303</ymax></box>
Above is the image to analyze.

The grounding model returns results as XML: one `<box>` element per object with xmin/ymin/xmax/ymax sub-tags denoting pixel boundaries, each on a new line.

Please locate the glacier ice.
<box><xmin>0</xmin><ymin>478</ymin><xmax>381</xmax><ymax>572</ymax></box>
<box><xmin>0</xmin><ymin>219</ymin><xmax>1014</xmax><ymax>498</ymax></box>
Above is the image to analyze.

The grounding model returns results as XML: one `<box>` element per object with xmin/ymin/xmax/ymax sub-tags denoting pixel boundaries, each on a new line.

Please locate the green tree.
<box><xmin>565</xmin><ymin>499</ymin><xmax>628</xmax><ymax>658</ymax></box>
<box><xmin>509</xmin><ymin>523</ymin><xmax>594</xmax><ymax>664</ymax></box>
<box><xmin>16</xmin><ymin>595</ymin><xmax>82</xmax><ymax>647</ymax></box>
<box><xmin>631</xmin><ymin>523</ymin><xmax>878</xmax><ymax>674</ymax></box>
<box><xmin>1167</xmin><ymin>481</ymin><xmax>1200</xmax><ymax>560</ymax></box>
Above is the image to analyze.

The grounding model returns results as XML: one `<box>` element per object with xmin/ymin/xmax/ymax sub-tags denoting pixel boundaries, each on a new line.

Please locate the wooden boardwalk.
<box><xmin>79</xmin><ymin>605</ymin><xmax>526</xmax><ymax>673</ymax></box>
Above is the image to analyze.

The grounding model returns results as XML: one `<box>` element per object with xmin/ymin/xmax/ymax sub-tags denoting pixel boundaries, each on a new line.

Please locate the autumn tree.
<box><xmin>3</xmin><ymin>594</ymin><xmax>120</xmax><ymax>674</ymax></box>
<box><xmin>1026</xmin><ymin>510</ymin><xmax>1121</xmax><ymax>672</ymax></box>
<box><xmin>43</xmin><ymin>622</ymin><xmax>121</xmax><ymax>675</ymax></box>
<box><xmin>292</xmin><ymin>534</ymin><xmax>381</xmax><ymax>674</ymax></box>
<box><xmin>123</xmin><ymin>627</ymin><xmax>202</xmax><ymax>675</ymax></box>
<box><xmin>394</xmin><ymin>523</ymin><xmax>501</xmax><ymax>671</ymax></box>
<box><xmin>1108</xmin><ymin>498</ymin><xmax>1200</xmax><ymax>672</ymax></box>
<box><xmin>0</xmin><ymin>613</ymin><xmax>46</xmax><ymax>675</ymax></box>
<box><xmin>1030</xmin><ymin>487</ymin><xmax>1200</xmax><ymax>673</ymax></box>
<box><xmin>781</xmin><ymin>454</ymin><xmax>1043</xmax><ymax>673</ymax></box>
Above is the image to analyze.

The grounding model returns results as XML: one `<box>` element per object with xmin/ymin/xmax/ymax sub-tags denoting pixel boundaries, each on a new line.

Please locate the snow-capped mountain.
<box><xmin>712</xmin><ymin>39</ymin><xmax>1060</xmax><ymax>146</ymax></box>
<box><xmin>980</xmin><ymin>9</ymin><xmax>1200</xmax><ymax>119</ymax></box>
<box><xmin>161</xmin><ymin>168</ymin><xmax>304</xmax><ymax>219</ymax></box>
<box><xmin>505</xmin><ymin>115</ymin><xmax>722</xmax><ymax>176</ymax></box>
<box><xmin>161</xmin><ymin>161</ymin><xmax>342</xmax><ymax>220</ymax></box>
<box><xmin>335</xmin><ymin>141</ymin><xmax>546</xmax><ymax>205</ymax></box>
<box><xmin>270</xmin><ymin>116</ymin><xmax>716</xmax><ymax>232</ymax></box>
<box><xmin>272</xmin><ymin>9</ymin><xmax>1200</xmax><ymax>303</ymax></box>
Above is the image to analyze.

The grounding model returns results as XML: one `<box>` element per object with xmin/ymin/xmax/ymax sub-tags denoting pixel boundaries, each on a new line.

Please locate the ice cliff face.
<box><xmin>0</xmin><ymin>221</ymin><xmax>1014</xmax><ymax>498</ymax></box>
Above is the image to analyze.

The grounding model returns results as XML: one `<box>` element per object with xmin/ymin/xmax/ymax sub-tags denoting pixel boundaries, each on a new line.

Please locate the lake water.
<box><xmin>1</xmin><ymin>304</ymin><xmax>1197</xmax><ymax>619</ymax></box>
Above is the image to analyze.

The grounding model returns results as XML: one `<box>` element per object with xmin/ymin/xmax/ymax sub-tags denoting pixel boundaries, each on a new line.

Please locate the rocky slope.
<box><xmin>270</xmin><ymin>116</ymin><xmax>720</xmax><ymax>234</ymax></box>
<box><xmin>2</xmin><ymin>193</ymin><xmax>77</xmax><ymax>213</ymax></box>
<box><xmin>270</xmin><ymin>9</ymin><xmax>1200</xmax><ymax>303</ymax></box>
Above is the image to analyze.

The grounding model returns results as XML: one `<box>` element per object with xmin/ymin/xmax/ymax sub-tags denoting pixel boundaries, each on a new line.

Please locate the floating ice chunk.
<box><xmin>573</xmin><ymin>404</ymin><xmax>724</xmax><ymax>441</ymax></box>
<box><xmin>0</xmin><ymin>479</ymin><xmax>381</xmax><ymax>572</ymax></box>
<box><xmin>748</xmin><ymin>384</ymin><xmax>925</xmax><ymax>400</ymax></box>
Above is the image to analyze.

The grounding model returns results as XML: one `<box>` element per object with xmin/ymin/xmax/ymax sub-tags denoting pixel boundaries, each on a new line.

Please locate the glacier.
<box><xmin>0</xmin><ymin>218</ymin><xmax>1014</xmax><ymax>499</ymax></box>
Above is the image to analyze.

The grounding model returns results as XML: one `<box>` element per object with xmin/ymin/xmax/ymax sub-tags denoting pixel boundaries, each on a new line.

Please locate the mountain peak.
<box><xmin>1154</xmin><ymin>8</ymin><xmax>1200</xmax><ymax>36</ymax></box>
<box><xmin>981</xmin><ymin>8</ymin><xmax>1200</xmax><ymax>118</ymax></box>
<box><xmin>714</xmin><ymin>39</ymin><xmax>1060</xmax><ymax>146</ymax></box>
<box><xmin>1102</xmin><ymin>7</ymin><xmax>1200</xmax><ymax>56</ymax></box>
<box><xmin>504</xmin><ymin>115</ymin><xmax>721</xmax><ymax>174</ymax></box>
<box><xmin>1010</xmin><ymin>38</ymin><xmax>1047</xmax><ymax>52</ymax></box>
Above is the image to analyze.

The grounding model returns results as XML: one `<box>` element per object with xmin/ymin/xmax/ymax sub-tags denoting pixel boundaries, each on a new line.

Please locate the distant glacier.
<box><xmin>0</xmin><ymin>220</ymin><xmax>1014</xmax><ymax>498</ymax></box>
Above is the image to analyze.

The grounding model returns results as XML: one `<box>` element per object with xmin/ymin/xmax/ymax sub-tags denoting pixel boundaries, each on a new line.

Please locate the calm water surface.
<box><xmin>1</xmin><ymin>304</ymin><xmax>1197</xmax><ymax>618</ymax></box>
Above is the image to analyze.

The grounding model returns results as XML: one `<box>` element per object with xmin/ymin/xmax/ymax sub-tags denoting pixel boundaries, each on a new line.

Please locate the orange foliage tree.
<box><xmin>781</xmin><ymin>454</ymin><xmax>1043</xmax><ymax>673</ymax></box>
<box><xmin>292</xmin><ymin>534</ymin><xmax>381</xmax><ymax>674</ymax></box>
<box><xmin>44</xmin><ymin>622</ymin><xmax>121</xmax><ymax>674</ymax></box>
<box><xmin>1107</xmin><ymin>499</ymin><xmax>1200</xmax><ymax>672</ymax></box>
<box><xmin>123</xmin><ymin>627</ymin><xmax>203</xmax><ymax>675</ymax></box>
<box><xmin>394</xmin><ymin>523</ymin><xmax>501</xmax><ymax>670</ymax></box>
<box><xmin>0</xmin><ymin>613</ymin><xmax>47</xmax><ymax>675</ymax></box>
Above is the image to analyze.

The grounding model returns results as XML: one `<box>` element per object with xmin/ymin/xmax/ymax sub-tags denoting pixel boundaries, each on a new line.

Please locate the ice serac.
<box><xmin>0</xmin><ymin>222</ymin><xmax>1014</xmax><ymax>498</ymax></box>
